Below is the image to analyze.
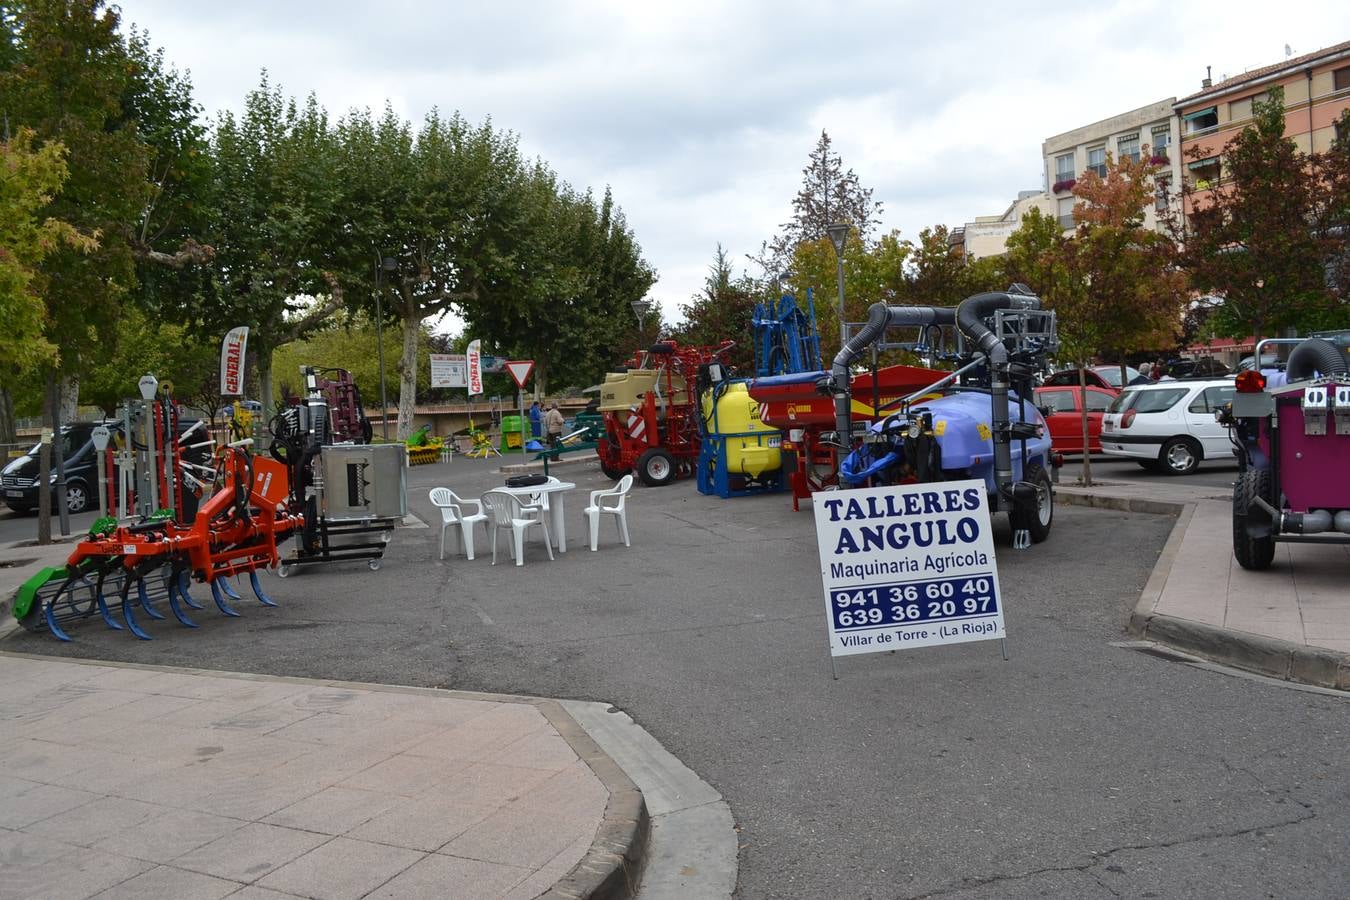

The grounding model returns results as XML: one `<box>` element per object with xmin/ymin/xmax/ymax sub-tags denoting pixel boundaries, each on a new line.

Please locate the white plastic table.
<box><xmin>495</xmin><ymin>480</ymin><xmax>577</xmax><ymax>553</ymax></box>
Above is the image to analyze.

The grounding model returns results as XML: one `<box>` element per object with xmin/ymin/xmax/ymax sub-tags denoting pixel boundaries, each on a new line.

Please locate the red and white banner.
<box><xmin>219</xmin><ymin>326</ymin><xmax>249</xmax><ymax>396</ymax></box>
<box><xmin>466</xmin><ymin>340</ymin><xmax>483</xmax><ymax>396</ymax></box>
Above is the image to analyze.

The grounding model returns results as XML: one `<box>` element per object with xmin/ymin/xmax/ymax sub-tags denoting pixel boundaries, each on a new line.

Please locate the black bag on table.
<box><xmin>505</xmin><ymin>473</ymin><xmax>548</xmax><ymax>488</ymax></box>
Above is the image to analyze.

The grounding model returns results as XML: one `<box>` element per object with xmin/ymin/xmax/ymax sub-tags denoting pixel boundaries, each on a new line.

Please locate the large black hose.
<box><xmin>831</xmin><ymin>303</ymin><xmax>956</xmax><ymax>440</ymax></box>
<box><xmin>1285</xmin><ymin>338</ymin><xmax>1347</xmax><ymax>381</ymax></box>
<box><xmin>954</xmin><ymin>288</ymin><xmax>1042</xmax><ymax>498</ymax></box>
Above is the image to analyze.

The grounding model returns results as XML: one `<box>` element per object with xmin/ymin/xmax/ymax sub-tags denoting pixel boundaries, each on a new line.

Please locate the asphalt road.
<box><xmin>5</xmin><ymin>456</ymin><xmax>1347</xmax><ymax>899</ymax></box>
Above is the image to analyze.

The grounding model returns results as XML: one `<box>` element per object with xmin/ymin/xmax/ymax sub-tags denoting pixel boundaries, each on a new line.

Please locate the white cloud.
<box><xmin>118</xmin><ymin>0</ymin><xmax>1350</xmax><ymax>328</ymax></box>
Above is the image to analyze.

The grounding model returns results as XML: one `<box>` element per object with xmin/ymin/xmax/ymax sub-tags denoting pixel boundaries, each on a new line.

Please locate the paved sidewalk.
<box><xmin>1058</xmin><ymin>478</ymin><xmax>1350</xmax><ymax>690</ymax></box>
<box><xmin>0</xmin><ymin>654</ymin><xmax>645</xmax><ymax>900</ymax></box>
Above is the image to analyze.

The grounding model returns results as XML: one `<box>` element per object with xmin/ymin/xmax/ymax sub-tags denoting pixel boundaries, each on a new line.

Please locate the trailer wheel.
<box><xmin>1233</xmin><ymin>468</ymin><xmax>1276</xmax><ymax>571</ymax></box>
<box><xmin>1009</xmin><ymin>463</ymin><xmax>1053</xmax><ymax>543</ymax></box>
<box><xmin>637</xmin><ymin>448</ymin><xmax>677</xmax><ymax>487</ymax></box>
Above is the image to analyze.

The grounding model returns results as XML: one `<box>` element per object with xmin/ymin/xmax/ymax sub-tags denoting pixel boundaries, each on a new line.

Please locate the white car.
<box><xmin>1099</xmin><ymin>378</ymin><xmax>1236</xmax><ymax>475</ymax></box>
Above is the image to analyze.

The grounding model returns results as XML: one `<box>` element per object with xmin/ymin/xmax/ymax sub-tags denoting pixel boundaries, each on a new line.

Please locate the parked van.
<box><xmin>1</xmin><ymin>423</ymin><xmax>105</xmax><ymax>513</ymax></box>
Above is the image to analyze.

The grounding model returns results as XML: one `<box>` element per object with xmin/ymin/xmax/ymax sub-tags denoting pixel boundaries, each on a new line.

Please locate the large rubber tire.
<box><xmin>1233</xmin><ymin>468</ymin><xmax>1276</xmax><ymax>571</ymax></box>
<box><xmin>1008</xmin><ymin>462</ymin><xmax>1054</xmax><ymax>543</ymax></box>
<box><xmin>637</xmin><ymin>447</ymin><xmax>677</xmax><ymax>487</ymax></box>
<box><xmin>64</xmin><ymin>479</ymin><xmax>90</xmax><ymax>514</ymax></box>
<box><xmin>1159</xmin><ymin>437</ymin><xmax>1201</xmax><ymax>476</ymax></box>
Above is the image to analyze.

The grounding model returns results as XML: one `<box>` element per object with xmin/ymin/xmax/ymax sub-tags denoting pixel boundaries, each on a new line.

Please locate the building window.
<box><xmin>1184</xmin><ymin>106</ymin><xmax>1218</xmax><ymax>134</ymax></box>
<box><xmin>1117</xmin><ymin>133</ymin><xmax>1140</xmax><ymax>164</ymax></box>
<box><xmin>1335</xmin><ymin>66</ymin><xmax>1350</xmax><ymax>92</ymax></box>
<box><xmin>1057</xmin><ymin>197</ymin><xmax>1075</xmax><ymax>230</ymax></box>
<box><xmin>1087</xmin><ymin>146</ymin><xmax>1106</xmax><ymax>178</ymax></box>
<box><xmin>1188</xmin><ymin>157</ymin><xmax>1220</xmax><ymax>190</ymax></box>
<box><xmin>1229</xmin><ymin>96</ymin><xmax>1253</xmax><ymax>123</ymax></box>
<box><xmin>1052</xmin><ymin>153</ymin><xmax>1075</xmax><ymax>192</ymax></box>
<box><xmin>1149</xmin><ymin>125</ymin><xmax>1171</xmax><ymax>163</ymax></box>
<box><xmin>1155</xmin><ymin>174</ymin><xmax>1171</xmax><ymax>213</ymax></box>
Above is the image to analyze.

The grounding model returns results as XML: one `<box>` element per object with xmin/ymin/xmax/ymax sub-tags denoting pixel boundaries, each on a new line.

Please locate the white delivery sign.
<box><xmin>813</xmin><ymin>479</ymin><xmax>1005</xmax><ymax>657</ymax></box>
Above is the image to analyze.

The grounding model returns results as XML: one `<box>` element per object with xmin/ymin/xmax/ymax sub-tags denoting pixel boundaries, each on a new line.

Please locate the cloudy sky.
<box><xmin>116</xmin><ymin>1</ymin><xmax>1349</xmax><ymax>327</ymax></box>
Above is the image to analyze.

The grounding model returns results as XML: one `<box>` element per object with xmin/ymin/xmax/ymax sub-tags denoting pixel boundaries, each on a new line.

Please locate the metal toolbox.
<box><xmin>319</xmin><ymin>444</ymin><xmax>407</xmax><ymax>521</ymax></box>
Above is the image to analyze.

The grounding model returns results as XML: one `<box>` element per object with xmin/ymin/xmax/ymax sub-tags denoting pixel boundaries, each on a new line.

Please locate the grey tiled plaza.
<box><xmin>0</xmin><ymin>656</ymin><xmax>608</xmax><ymax>900</ymax></box>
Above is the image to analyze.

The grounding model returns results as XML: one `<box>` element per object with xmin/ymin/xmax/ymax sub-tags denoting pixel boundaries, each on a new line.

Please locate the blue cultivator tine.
<box><xmin>177</xmin><ymin>571</ymin><xmax>205</xmax><ymax>610</ymax></box>
<box><xmin>249</xmin><ymin>571</ymin><xmax>277</xmax><ymax>607</ymax></box>
<box><xmin>220</xmin><ymin>578</ymin><xmax>243</xmax><ymax>601</ymax></box>
<box><xmin>210</xmin><ymin>580</ymin><xmax>241</xmax><ymax>618</ymax></box>
<box><xmin>43</xmin><ymin>580</ymin><xmax>74</xmax><ymax>642</ymax></box>
<box><xmin>121</xmin><ymin>577</ymin><xmax>152</xmax><ymax>640</ymax></box>
<box><xmin>137</xmin><ymin>579</ymin><xmax>166</xmax><ymax>620</ymax></box>
<box><xmin>95</xmin><ymin>576</ymin><xmax>123</xmax><ymax>631</ymax></box>
<box><xmin>166</xmin><ymin>579</ymin><xmax>198</xmax><ymax>629</ymax></box>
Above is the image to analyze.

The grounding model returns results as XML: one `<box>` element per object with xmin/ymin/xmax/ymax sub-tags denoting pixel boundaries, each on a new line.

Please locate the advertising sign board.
<box><xmin>812</xmin><ymin>479</ymin><xmax>1005</xmax><ymax>659</ymax></box>
<box><xmin>430</xmin><ymin>354</ymin><xmax>468</xmax><ymax>388</ymax></box>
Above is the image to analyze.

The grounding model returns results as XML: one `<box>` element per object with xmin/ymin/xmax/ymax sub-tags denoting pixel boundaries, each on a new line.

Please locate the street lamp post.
<box><xmin>826</xmin><ymin>223</ymin><xmax>850</xmax><ymax>351</ymax></box>
<box><xmin>374</xmin><ymin>255</ymin><xmax>397</xmax><ymax>441</ymax></box>
<box><xmin>630</xmin><ymin>297</ymin><xmax>654</xmax><ymax>344</ymax></box>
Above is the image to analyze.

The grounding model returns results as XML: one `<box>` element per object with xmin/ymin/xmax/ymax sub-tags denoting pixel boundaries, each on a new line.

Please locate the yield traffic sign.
<box><xmin>505</xmin><ymin>360</ymin><xmax>535</xmax><ymax>389</ymax></box>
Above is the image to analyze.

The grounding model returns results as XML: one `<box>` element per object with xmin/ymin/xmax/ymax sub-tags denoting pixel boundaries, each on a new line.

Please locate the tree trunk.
<box><xmin>0</xmin><ymin>387</ymin><xmax>15</xmax><ymax>445</ymax></box>
<box><xmin>1078</xmin><ymin>365</ymin><xmax>1093</xmax><ymax>487</ymax></box>
<box><xmin>256</xmin><ymin>344</ymin><xmax>274</xmax><ymax>449</ymax></box>
<box><xmin>396</xmin><ymin>299</ymin><xmax>419</xmax><ymax>441</ymax></box>
<box><xmin>59</xmin><ymin>374</ymin><xmax>79</xmax><ymax>423</ymax></box>
<box><xmin>38</xmin><ymin>374</ymin><xmax>54</xmax><ymax>545</ymax></box>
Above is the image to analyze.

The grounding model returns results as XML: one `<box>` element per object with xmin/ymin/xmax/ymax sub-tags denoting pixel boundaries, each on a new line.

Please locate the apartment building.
<box><xmin>954</xmin><ymin>191</ymin><xmax>1054</xmax><ymax>260</ymax></box>
<box><xmin>1175</xmin><ymin>40</ymin><xmax>1350</xmax><ymax>211</ymax></box>
<box><xmin>1041</xmin><ymin>99</ymin><xmax>1183</xmax><ymax>233</ymax></box>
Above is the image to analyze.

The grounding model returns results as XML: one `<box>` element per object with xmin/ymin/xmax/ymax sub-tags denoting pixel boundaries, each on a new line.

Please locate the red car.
<box><xmin>1034</xmin><ymin>385</ymin><xmax>1119</xmax><ymax>454</ymax></box>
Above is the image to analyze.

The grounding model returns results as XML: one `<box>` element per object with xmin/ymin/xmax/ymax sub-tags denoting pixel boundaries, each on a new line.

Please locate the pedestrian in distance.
<box><xmin>544</xmin><ymin>401</ymin><xmax>565</xmax><ymax>448</ymax></box>
<box><xmin>529</xmin><ymin>400</ymin><xmax>542</xmax><ymax>438</ymax></box>
<box><xmin>1130</xmin><ymin>362</ymin><xmax>1152</xmax><ymax>385</ymax></box>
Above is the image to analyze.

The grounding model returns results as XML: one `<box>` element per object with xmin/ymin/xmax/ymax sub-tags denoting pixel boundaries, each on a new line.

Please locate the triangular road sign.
<box><xmin>505</xmin><ymin>360</ymin><xmax>535</xmax><ymax>389</ymax></box>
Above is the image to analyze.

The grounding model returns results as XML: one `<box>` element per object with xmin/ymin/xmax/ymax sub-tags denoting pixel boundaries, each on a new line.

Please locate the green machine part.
<box><xmin>12</xmin><ymin>567</ymin><xmax>68</xmax><ymax>621</ymax></box>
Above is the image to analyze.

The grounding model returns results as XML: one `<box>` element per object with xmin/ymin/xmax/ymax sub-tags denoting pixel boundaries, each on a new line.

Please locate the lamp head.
<box><xmin>826</xmin><ymin>223</ymin><xmax>850</xmax><ymax>256</ymax></box>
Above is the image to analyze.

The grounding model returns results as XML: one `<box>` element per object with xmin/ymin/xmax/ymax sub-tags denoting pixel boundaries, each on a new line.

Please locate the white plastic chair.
<box><xmin>429</xmin><ymin>487</ymin><xmax>488</xmax><ymax>561</ymax></box>
<box><xmin>583</xmin><ymin>474</ymin><xmax>633</xmax><ymax>551</ymax></box>
<box><xmin>482</xmin><ymin>490</ymin><xmax>555</xmax><ymax>566</ymax></box>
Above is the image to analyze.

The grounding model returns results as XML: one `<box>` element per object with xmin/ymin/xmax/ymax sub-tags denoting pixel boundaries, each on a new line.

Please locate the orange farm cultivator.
<box><xmin>14</xmin><ymin>440</ymin><xmax>301</xmax><ymax>641</ymax></box>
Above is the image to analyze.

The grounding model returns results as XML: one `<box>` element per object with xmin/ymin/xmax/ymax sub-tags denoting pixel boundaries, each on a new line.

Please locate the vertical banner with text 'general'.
<box><xmin>466</xmin><ymin>340</ymin><xmax>483</xmax><ymax>396</ymax></box>
<box><xmin>219</xmin><ymin>326</ymin><xmax>249</xmax><ymax>396</ymax></box>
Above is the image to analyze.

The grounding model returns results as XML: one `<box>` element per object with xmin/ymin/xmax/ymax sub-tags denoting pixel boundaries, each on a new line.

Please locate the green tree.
<box><xmin>753</xmin><ymin>130</ymin><xmax>882</xmax><ymax>279</ymax></box>
<box><xmin>0</xmin><ymin>128</ymin><xmax>97</xmax><ymax>440</ymax></box>
<box><xmin>1174</xmin><ymin>87</ymin><xmax>1332</xmax><ymax>347</ymax></box>
<box><xmin>671</xmin><ymin>244</ymin><xmax>760</xmax><ymax>374</ymax></box>
<box><xmin>203</xmin><ymin>76</ymin><xmax>345</xmax><ymax>416</ymax></box>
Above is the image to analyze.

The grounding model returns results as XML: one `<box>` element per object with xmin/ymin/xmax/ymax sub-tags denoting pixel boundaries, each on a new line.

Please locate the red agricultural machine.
<box><xmin>595</xmin><ymin>340</ymin><xmax>736</xmax><ymax>486</ymax></box>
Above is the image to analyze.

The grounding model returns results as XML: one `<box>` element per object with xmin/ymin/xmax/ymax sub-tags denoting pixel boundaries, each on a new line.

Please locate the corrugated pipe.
<box><xmin>830</xmin><ymin>303</ymin><xmax>956</xmax><ymax>441</ymax></box>
<box><xmin>954</xmin><ymin>290</ymin><xmax>1042</xmax><ymax>498</ymax></box>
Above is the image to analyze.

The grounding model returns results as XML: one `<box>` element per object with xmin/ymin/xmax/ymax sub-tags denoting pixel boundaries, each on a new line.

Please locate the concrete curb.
<box><xmin>1059</xmin><ymin>486</ymin><xmax>1350</xmax><ymax>692</ymax></box>
<box><xmin>0</xmin><ymin>652</ymin><xmax>651</xmax><ymax>899</ymax></box>
<box><xmin>1128</xmin><ymin>613</ymin><xmax>1350</xmax><ymax>691</ymax></box>
<box><xmin>538</xmin><ymin>700</ymin><xmax>650</xmax><ymax>900</ymax></box>
<box><xmin>1056</xmin><ymin>489</ymin><xmax>1186</xmax><ymax>516</ymax></box>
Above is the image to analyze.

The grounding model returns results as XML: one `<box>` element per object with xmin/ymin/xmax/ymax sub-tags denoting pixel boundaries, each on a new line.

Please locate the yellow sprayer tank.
<box><xmin>702</xmin><ymin>382</ymin><xmax>781</xmax><ymax>477</ymax></box>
